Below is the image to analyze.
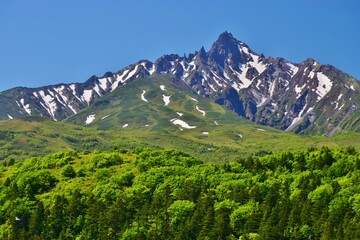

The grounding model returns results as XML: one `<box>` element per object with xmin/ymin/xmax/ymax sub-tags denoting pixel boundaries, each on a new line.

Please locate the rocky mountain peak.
<box><xmin>216</xmin><ymin>31</ymin><xmax>236</xmax><ymax>43</ymax></box>
<box><xmin>208</xmin><ymin>32</ymin><xmax>245</xmax><ymax>68</ymax></box>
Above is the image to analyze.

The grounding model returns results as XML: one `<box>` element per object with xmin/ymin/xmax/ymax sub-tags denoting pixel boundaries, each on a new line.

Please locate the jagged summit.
<box><xmin>216</xmin><ymin>31</ymin><xmax>236</xmax><ymax>42</ymax></box>
<box><xmin>0</xmin><ymin>32</ymin><xmax>359</xmax><ymax>135</ymax></box>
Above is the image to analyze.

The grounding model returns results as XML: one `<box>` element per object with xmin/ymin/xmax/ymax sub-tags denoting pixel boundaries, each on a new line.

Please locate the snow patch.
<box><xmin>202</xmin><ymin>132</ymin><xmax>209</xmax><ymax>135</ymax></box>
<box><xmin>237</xmin><ymin>133</ymin><xmax>243</xmax><ymax>138</ymax></box>
<box><xmin>211</xmin><ymin>71</ymin><xmax>225</xmax><ymax>87</ymax></box>
<box><xmin>287</xmin><ymin>63</ymin><xmax>299</xmax><ymax>77</ymax></box>
<box><xmin>37</xmin><ymin>91</ymin><xmax>57</xmax><ymax>120</ymax></box>
<box><xmin>148</xmin><ymin>64</ymin><xmax>156</xmax><ymax>75</ymax></box>
<box><xmin>141</xmin><ymin>90</ymin><xmax>148</xmax><ymax>102</ymax></box>
<box><xmin>176</xmin><ymin>112</ymin><xmax>184</xmax><ymax>117</ymax></box>
<box><xmin>285</xmin><ymin>104</ymin><xmax>314</xmax><ymax>132</ymax></box>
<box><xmin>295</xmin><ymin>84</ymin><xmax>306</xmax><ymax>98</ymax></box>
<box><xmin>82</xmin><ymin>89</ymin><xmax>93</xmax><ymax>104</ymax></box>
<box><xmin>240</xmin><ymin>45</ymin><xmax>250</xmax><ymax>54</ymax></box>
<box><xmin>160</xmin><ymin>85</ymin><xmax>166</xmax><ymax>91</ymax></box>
<box><xmin>101</xmin><ymin>115</ymin><xmax>110</xmax><ymax>120</ymax></box>
<box><xmin>85</xmin><ymin>114</ymin><xmax>96</xmax><ymax>125</ymax></box>
<box><xmin>113</xmin><ymin>69</ymin><xmax>129</xmax><ymax>88</ymax></box>
<box><xmin>190</xmin><ymin>97</ymin><xmax>198</xmax><ymax>102</ymax></box>
<box><xmin>170</xmin><ymin>118</ymin><xmax>196</xmax><ymax>129</ymax></box>
<box><xmin>308</xmin><ymin>71</ymin><xmax>315</xmax><ymax>79</ymax></box>
<box><xmin>337</xmin><ymin>94</ymin><xmax>343</xmax><ymax>101</ymax></box>
<box><xmin>125</xmin><ymin>65</ymin><xmax>139</xmax><ymax>81</ymax></box>
<box><xmin>123</xmin><ymin>123</ymin><xmax>129</xmax><ymax>128</ymax></box>
<box><xmin>229</xmin><ymin>65</ymin><xmax>252</xmax><ymax>89</ymax></box>
<box><xmin>257</xmin><ymin>97</ymin><xmax>268</xmax><ymax>107</ymax></box>
<box><xmin>339</xmin><ymin>104</ymin><xmax>345</xmax><ymax>111</ymax></box>
<box><xmin>20</xmin><ymin>99</ymin><xmax>32</xmax><ymax>115</ymax></box>
<box><xmin>163</xmin><ymin>95</ymin><xmax>170</xmax><ymax>106</ymax></box>
<box><xmin>69</xmin><ymin>84</ymin><xmax>82</xmax><ymax>103</ymax></box>
<box><xmin>257</xmin><ymin>128</ymin><xmax>266</xmax><ymax>132</ymax></box>
<box><xmin>316</xmin><ymin>72</ymin><xmax>333</xmax><ymax>101</ymax></box>
<box><xmin>256</xmin><ymin>80</ymin><xmax>262</xmax><ymax>89</ymax></box>
<box><xmin>53</xmin><ymin>86</ymin><xmax>68</xmax><ymax>102</ymax></box>
<box><xmin>214</xmin><ymin>121</ymin><xmax>219</xmax><ymax>126</ymax></box>
<box><xmin>196</xmin><ymin>105</ymin><xmax>206</xmax><ymax>116</ymax></box>
<box><xmin>98</xmin><ymin>77</ymin><xmax>109</xmax><ymax>91</ymax></box>
<box><xmin>7</xmin><ymin>114</ymin><xmax>13</xmax><ymax>119</ymax></box>
<box><xmin>111</xmin><ymin>67</ymin><xmax>137</xmax><ymax>92</ymax></box>
<box><xmin>269</xmin><ymin>80</ymin><xmax>276</xmax><ymax>98</ymax></box>
<box><xmin>68</xmin><ymin>104</ymin><xmax>78</xmax><ymax>114</ymax></box>
<box><xmin>93</xmin><ymin>84</ymin><xmax>101</xmax><ymax>96</ymax></box>
<box><xmin>249</xmin><ymin>53</ymin><xmax>267</xmax><ymax>75</ymax></box>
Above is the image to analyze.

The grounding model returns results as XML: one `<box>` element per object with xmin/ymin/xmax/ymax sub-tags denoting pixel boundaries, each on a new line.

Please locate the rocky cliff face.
<box><xmin>1</xmin><ymin>32</ymin><xmax>359</xmax><ymax>135</ymax></box>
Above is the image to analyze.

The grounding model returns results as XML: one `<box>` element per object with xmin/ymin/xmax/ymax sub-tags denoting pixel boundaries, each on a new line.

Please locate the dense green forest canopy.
<box><xmin>1</xmin><ymin>147</ymin><xmax>360</xmax><ymax>239</ymax></box>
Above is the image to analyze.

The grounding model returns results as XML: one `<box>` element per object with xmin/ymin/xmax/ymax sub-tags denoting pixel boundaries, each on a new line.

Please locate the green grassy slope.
<box><xmin>0</xmin><ymin>117</ymin><xmax>115</xmax><ymax>161</ymax></box>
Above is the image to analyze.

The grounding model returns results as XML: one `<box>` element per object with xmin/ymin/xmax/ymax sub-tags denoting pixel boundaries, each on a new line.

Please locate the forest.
<box><xmin>0</xmin><ymin>146</ymin><xmax>360</xmax><ymax>239</ymax></box>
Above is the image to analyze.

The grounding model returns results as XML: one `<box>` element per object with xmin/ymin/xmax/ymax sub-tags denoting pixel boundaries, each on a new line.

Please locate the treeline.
<box><xmin>0</xmin><ymin>147</ymin><xmax>360</xmax><ymax>239</ymax></box>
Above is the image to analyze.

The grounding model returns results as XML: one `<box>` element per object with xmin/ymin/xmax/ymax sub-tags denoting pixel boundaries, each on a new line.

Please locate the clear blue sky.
<box><xmin>0</xmin><ymin>0</ymin><xmax>359</xmax><ymax>91</ymax></box>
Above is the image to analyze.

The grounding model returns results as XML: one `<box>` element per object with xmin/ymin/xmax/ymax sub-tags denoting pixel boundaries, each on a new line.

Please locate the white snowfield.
<box><xmin>295</xmin><ymin>84</ymin><xmax>305</xmax><ymax>98</ymax></box>
<box><xmin>163</xmin><ymin>95</ymin><xmax>171</xmax><ymax>106</ymax></box>
<box><xmin>229</xmin><ymin>45</ymin><xmax>267</xmax><ymax>90</ymax></box>
<box><xmin>285</xmin><ymin>106</ymin><xmax>313</xmax><ymax>132</ymax></box>
<box><xmin>85</xmin><ymin>114</ymin><xmax>96</xmax><ymax>125</ymax></box>
<box><xmin>214</xmin><ymin>121</ymin><xmax>219</xmax><ymax>125</ymax></box>
<box><xmin>101</xmin><ymin>115</ymin><xmax>110</xmax><ymax>120</ymax></box>
<box><xmin>190</xmin><ymin>97</ymin><xmax>198</xmax><ymax>102</ymax></box>
<box><xmin>160</xmin><ymin>85</ymin><xmax>166</xmax><ymax>91</ymax></box>
<box><xmin>257</xmin><ymin>128</ymin><xmax>266</xmax><ymax>132</ymax></box>
<box><xmin>202</xmin><ymin>132</ymin><xmax>209</xmax><ymax>135</ymax></box>
<box><xmin>170</xmin><ymin>118</ymin><xmax>196</xmax><ymax>129</ymax></box>
<box><xmin>82</xmin><ymin>89</ymin><xmax>93</xmax><ymax>105</ymax></box>
<box><xmin>20</xmin><ymin>98</ymin><xmax>32</xmax><ymax>115</ymax></box>
<box><xmin>38</xmin><ymin>91</ymin><xmax>58</xmax><ymax>120</ymax></box>
<box><xmin>316</xmin><ymin>72</ymin><xmax>333</xmax><ymax>101</ymax></box>
<box><xmin>176</xmin><ymin>112</ymin><xmax>184</xmax><ymax>117</ymax></box>
<box><xmin>7</xmin><ymin>114</ymin><xmax>13</xmax><ymax>120</ymax></box>
<box><xmin>286</xmin><ymin>63</ymin><xmax>299</xmax><ymax>78</ymax></box>
<box><xmin>141</xmin><ymin>90</ymin><xmax>148</xmax><ymax>102</ymax></box>
<box><xmin>122</xmin><ymin>123</ymin><xmax>129</xmax><ymax>128</ymax></box>
<box><xmin>196</xmin><ymin>105</ymin><xmax>206</xmax><ymax>116</ymax></box>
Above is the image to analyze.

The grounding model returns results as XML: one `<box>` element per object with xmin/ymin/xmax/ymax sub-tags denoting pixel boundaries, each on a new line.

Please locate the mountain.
<box><xmin>1</xmin><ymin>32</ymin><xmax>359</xmax><ymax>135</ymax></box>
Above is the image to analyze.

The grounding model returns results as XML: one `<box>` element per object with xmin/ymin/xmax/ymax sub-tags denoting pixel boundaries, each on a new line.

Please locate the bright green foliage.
<box><xmin>15</xmin><ymin>170</ymin><xmax>57</xmax><ymax>195</ymax></box>
<box><xmin>1</xmin><ymin>147</ymin><xmax>360</xmax><ymax>239</ymax></box>
<box><xmin>168</xmin><ymin>200</ymin><xmax>195</xmax><ymax>227</ymax></box>
<box><xmin>62</xmin><ymin>164</ymin><xmax>76</xmax><ymax>178</ymax></box>
<box><xmin>91</xmin><ymin>152</ymin><xmax>123</xmax><ymax>168</ymax></box>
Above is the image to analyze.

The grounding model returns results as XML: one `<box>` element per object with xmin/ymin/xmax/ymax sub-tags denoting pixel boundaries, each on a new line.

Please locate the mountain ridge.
<box><xmin>1</xmin><ymin>31</ymin><xmax>359</xmax><ymax>135</ymax></box>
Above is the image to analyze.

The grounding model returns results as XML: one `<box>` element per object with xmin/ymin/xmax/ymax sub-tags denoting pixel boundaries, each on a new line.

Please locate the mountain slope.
<box><xmin>1</xmin><ymin>74</ymin><xmax>360</xmax><ymax>163</ymax></box>
<box><xmin>65</xmin><ymin>74</ymin><xmax>360</xmax><ymax>160</ymax></box>
<box><xmin>0</xmin><ymin>32</ymin><xmax>359</xmax><ymax>135</ymax></box>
